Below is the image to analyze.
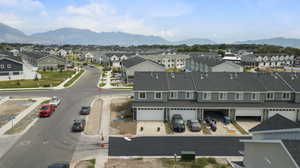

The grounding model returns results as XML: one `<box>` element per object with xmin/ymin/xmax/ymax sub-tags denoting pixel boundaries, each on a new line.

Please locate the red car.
<box><xmin>39</xmin><ymin>104</ymin><xmax>56</xmax><ymax>117</ymax></box>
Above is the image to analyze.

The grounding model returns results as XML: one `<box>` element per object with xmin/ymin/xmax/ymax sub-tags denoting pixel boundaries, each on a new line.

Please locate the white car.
<box><xmin>49</xmin><ymin>96</ymin><xmax>61</xmax><ymax>107</ymax></box>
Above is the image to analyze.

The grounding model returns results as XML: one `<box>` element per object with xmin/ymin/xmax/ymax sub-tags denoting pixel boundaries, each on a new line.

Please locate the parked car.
<box><xmin>187</xmin><ymin>120</ymin><xmax>201</xmax><ymax>132</ymax></box>
<box><xmin>49</xmin><ymin>96</ymin><xmax>61</xmax><ymax>108</ymax></box>
<box><xmin>210</xmin><ymin>119</ymin><xmax>217</xmax><ymax>132</ymax></box>
<box><xmin>39</xmin><ymin>104</ymin><xmax>56</xmax><ymax>117</ymax></box>
<box><xmin>80</xmin><ymin>106</ymin><xmax>91</xmax><ymax>115</ymax></box>
<box><xmin>72</xmin><ymin>119</ymin><xmax>86</xmax><ymax>132</ymax></box>
<box><xmin>48</xmin><ymin>162</ymin><xmax>69</xmax><ymax>168</ymax></box>
<box><xmin>171</xmin><ymin>114</ymin><xmax>185</xmax><ymax>132</ymax></box>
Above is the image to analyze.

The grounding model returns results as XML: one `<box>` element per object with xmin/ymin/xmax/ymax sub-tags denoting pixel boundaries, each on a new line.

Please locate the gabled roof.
<box><xmin>122</xmin><ymin>56</ymin><xmax>146</xmax><ymax>68</ymax></box>
<box><xmin>38</xmin><ymin>55</ymin><xmax>66</xmax><ymax>62</ymax></box>
<box><xmin>0</xmin><ymin>51</ymin><xmax>23</xmax><ymax>64</ymax></box>
<box><xmin>249</xmin><ymin>114</ymin><xmax>300</xmax><ymax>132</ymax></box>
<box><xmin>133</xmin><ymin>72</ymin><xmax>169</xmax><ymax>91</ymax></box>
<box><xmin>282</xmin><ymin>140</ymin><xmax>300</xmax><ymax>167</ymax></box>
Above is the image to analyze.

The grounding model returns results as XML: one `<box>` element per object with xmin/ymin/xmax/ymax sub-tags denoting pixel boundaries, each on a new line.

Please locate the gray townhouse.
<box><xmin>132</xmin><ymin>71</ymin><xmax>300</xmax><ymax>122</ymax></box>
<box><xmin>120</xmin><ymin>56</ymin><xmax>165</xmax><ymax>83</ymax></box>
<box><xmin>235</xmin><ymin>114</ymin><xmax>300</xmax><ymax>168</ymax></box>
<box><xmin>241</xmin><ymin>53</ymin><xmax>295</xmax><ymax>68</ymax></box>
<box><xmin>140</xmin><ymin>52</ymin><xmax>190</xmax><ymax>69</ymax></box>
<box><xmin>0</xmin><ymin>51</ymin><xmax>23</xmax><ymax>80</ymax></box>
<box><xmin>186</xmin><ymin>53</ymin><xmax>243</xmax><ymax>72</ymax></box>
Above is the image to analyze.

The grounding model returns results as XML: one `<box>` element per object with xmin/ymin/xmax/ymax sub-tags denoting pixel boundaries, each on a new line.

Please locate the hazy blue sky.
<box><xmin>1</xmin><ymin>0</ymin><xmax>300</xmax><ymax>42</ymax></box>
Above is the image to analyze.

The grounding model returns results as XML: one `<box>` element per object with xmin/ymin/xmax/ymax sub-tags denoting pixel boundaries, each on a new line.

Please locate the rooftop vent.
<box><xmin>170</xmin><ymin>72</ymin><xmax>175</xmax><ymax>79</ymax></box>
<box><xmin>229</xmin><ymin>73</ymin><xmax>234</xmax><ymax>80</ymax></box>
<box><xmin>155</xmin><ymin>73</ymin><xmax>159</xmax><ymax>79</ymax></box>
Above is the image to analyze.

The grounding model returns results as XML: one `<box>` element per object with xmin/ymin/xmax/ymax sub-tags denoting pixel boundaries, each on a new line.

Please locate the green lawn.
<box><xmin>161</xmin><ymin>158</ymin><xmax>230</xmax><ymax>168</ymax></box>
<box><xmin>0</xmin><ymin>70</ymin><xmax>76</xmax><ymax>89</ymax></box>
<box><xmin>63</xmin><ymin>70</ymin><xmax>84</xmax><ymax>87</ymax></box>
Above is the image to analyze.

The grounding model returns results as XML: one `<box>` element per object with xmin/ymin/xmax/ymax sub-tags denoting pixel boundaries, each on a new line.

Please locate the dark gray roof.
<box><xmin>277</xmin><ymin>72</ymin><xmax>300</xmax><ymax>92</ymax></box>
<box><xmin>256</xmin><ymin>73</ymin><xmax>292</xmax><ymax>91</ymax></box>
<box><xmin>21</xmin><ymin>51</ymin><xmax>46</xmax><ymax>59</ymax></box>
<box><xmin>122</xmin><ymin>56</ymin><xmax>146</xmax><ymax>68</ymax></box>
<box><xmin>249</xmin><ymin>114</ymin><xmax>300</xmax><ymax>132</ymax></box>
<box><xmin>132</xmin><ymin>101</ymin><xmax>300</xmax><ymax>108</ymax></box>
<box><xmin>191</xmin><ymin>72</ymin><xmax>265</xmax><ymax>92</ymax></box>
<box><xmin>133</xmin><ymin>72</ymin><xmax>169</xmax><ymax>91</ymax></box>
<box><xmin>167</xmin><ymin>72</ymin><xmax>195</xmax><ymax>90</ymax></box>
<box><xmin>190</xmin><ymin>55</ymin><xmax>224</xmax><ymax>67</ymax></box>
<box><xmin>282</xmin><ymin>140</ymin><xmax>300</xmax><ymax>167</ymax></box>
<box><xmin>0</xmin><ymin>51</ymin><xmax>22</xmax><ymax>63</ymax></box>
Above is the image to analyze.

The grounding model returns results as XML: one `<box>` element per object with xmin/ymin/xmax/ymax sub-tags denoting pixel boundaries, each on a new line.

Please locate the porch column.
<box><xmin>262</xmin><ymin>109</ymin><xmax>269</xmax><ymax>121</ymax></box>
<box><xmin>297</xmin><ymin>109</ymin><xmax>300</xmax><ymax>122</ymax></box>
<box><xmin>229</xmin><ymin>109</ymin><xmax>236</xmax><ymax>121</ymax></box>
<box><xmin>197</xmin><ymin>109</ymin><xmax>204</xmax><ymax>120</ymax></box>
<box><xmin>132</xmin><ymin>107</ymin><xmax>137</xmax><ymax>120</ymax></box>
<box><xmin>164</xmin><ymin>108</ymin><xmax>170</xmax><ymax>121</ymax></box>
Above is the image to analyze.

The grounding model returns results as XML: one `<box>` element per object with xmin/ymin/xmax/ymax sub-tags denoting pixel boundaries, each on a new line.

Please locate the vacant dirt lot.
<box><xmin>110</xmin><ymin>98</ymin><xmax>136</xmax><ymax>135</ymax></box>
<box><xmin>0</xmin><ymin>100</ymin><xmax>35</xmax><ymax>128</ymax></box>
<box><xmin>75</xmin><ymin>159</ymin><xmax>95</xmax><ymax>168</ymax></box>
<box><xmin>84</xmin><ymin>99</ymin><xmax>102</xmax><ymax>135</ymax></box>
<box><xmin>105</xmin><ymin>158</ymin><xmax>231</xmax><ymax>168</ymax></box>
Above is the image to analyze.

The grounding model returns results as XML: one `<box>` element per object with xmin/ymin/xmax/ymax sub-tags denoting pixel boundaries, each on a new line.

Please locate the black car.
<box><xmin>72</xmin><ymin>119</ymin><xmax>86</xmax><ymax>132</ymax></box>
<box><xmin>48</xmin><ymin>162</ymin><xmax>69</xmax><ymax>168</ymax></box>
<box><xmin>171</xmin><ymin>114</ymin><xmax>185</xmax><ymax>132</ymax></box>
<box><xmin>80</xmin><ymin>106</ymin><xmax>91</xmax><ymax>115</ymax></box>
<box><xmin>187</xmin><ymin>120</ymin><xmax>201</xmax><ymax>132</ymax></box>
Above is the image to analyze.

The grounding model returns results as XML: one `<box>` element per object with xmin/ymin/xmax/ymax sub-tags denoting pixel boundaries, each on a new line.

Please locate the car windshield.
<box><xmin>175</xmin><ymin>120</ymin><xmax>184</xmax><ymax>124</ymax></box>
<box><xmin>41</xmin><ymin>106</ymin><xmax>49</xmax><ymax>110</ymax></box>
<box><xmin>73</xmin><ymin>122</ymin><xmax>81</xmax><ymax>126</ymax></box>
<box><xmin>192</xmin><ymin>123</ymin><xmax>200</xmax><ymax>127</ymax></box>
<box><xmin>82</xmin><ymin>106</ymin><xmax>89</xmax><ymax>109</ymax></box>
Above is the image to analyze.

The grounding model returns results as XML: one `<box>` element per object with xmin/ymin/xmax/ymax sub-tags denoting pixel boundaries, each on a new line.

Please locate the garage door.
<box><xmin>269</xmin><ymin>110</ymin><xmax>297</xmax><ymax>121</ymax></box>
<box><xmin>236</xmin><ymin>109</ymin><xmax>262</xmax><ymax>117</ymax></box>
<box><xmin>137</xmin><ymin>108</ymin><xmax>164</xmax><ymax>121</ymax></box>
<box><xmin>169</xmin><ymin>109</ymin><xmax>197</xmax><ymax>120</ymax></box>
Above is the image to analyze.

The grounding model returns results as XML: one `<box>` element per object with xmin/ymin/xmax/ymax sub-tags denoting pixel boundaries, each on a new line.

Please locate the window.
<box><xmin>139</xmin><ymin>92</ymin><xmax>146</xmax><ymax>99</ymax></box>
<box><xmin>266</xmin><ymin>92</ymin><xmax>274</xmax><ymax>100</ymax></box>
<box><xmin>251</xmin><ymin>93</ymin><xmax>260</xmax><ymax>100</ymax></box>
<box><xmin>169</xmin><ymin>91</ymin><xmax>177</xmax><ymax>99</ymax></box>
<box><xmin>235</xmin><ymin>93</ymin><xmax>243</xmax><ymax>100</ymax></box>
<box><xmin>7</xmin><ymin>64</ymin><xmax>12</xmax><ymax>68</ymax></box>
<box><xmin>0</xmin><ymin>64</ymin><xmax>4</xmax><ymax>69</ymax></box>
<box><xmin>282</xmin><ymin>92</ymin><xmax>291</xmax><ymax>100</ymax></box>
<box><xmin>186</xmin><ymin>92</ymin><xmax>193</xmax><ymax>99</ymax></box>
<box><xmin>155</xmin><ymin>92</ymin><xmax>162</xmax><ymax>99</ymax></box>
<box><xmin>219</xmin><ymin>92</ymin><xmax>227</xmax><ymax>100</ymax></box>
<box><xmin>202</xmin><ymin>92</ymin><xmax>211</xmax><ymax>100</ymax></box>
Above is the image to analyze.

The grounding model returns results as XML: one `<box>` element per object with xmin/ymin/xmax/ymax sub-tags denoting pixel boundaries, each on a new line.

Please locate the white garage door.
<box><xmin>137</xmin><ymin>108</ymin><xmax>164</xmax><ymax>121</ymax></box>
<box><xmin>269</xmin><ymin>110</ymin><xmax>297</xmax><ymax>121</ymax></box>
<box><xmin>169</xmin><ymin>109</ymin><xmax>197</xmax><ymax>120</ymax></box>
<box><xmin>236</xmin><ymin>109</ymin><xmax>262</xmax><ymax>117</ymax></box>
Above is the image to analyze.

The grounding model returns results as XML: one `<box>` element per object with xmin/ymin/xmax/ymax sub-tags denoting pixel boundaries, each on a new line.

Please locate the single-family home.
<box><xmin>241</xmin><ymin>53</ymin><xmax>295</xmax><ymax>68</ymax></box>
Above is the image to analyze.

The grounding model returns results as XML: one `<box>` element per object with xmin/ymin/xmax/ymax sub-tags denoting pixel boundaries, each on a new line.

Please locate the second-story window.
<box><xmin>219</xmin><ymin>92</ymin><xmax>227</xmax><ymax>100</ymax></box>
<box><xmin>235</xmin><ymin>93</ymin><xmax>243</xmax><ymax>100</ymax></box>
<box><xmin>0</xmin><ymin>64</ymin><xmax>4</xmax><ymax>69</ymax></box>
<box><xmin>202</xmin><ymin>92</ymin><xmax>211</xmax><ymax>100</ymax></box>
<box><xmin>251</xmin><ymin>93</ymin><xmax>260</xmax><ymax>100</ymax></box>
<box><xmin>7</xmin><ymin>64</ymin><xmax>12</xmax><ymax>68</ymax></box>
<box><xmin>170</xmin><ymin>91</ymin><xmax>177</xmax><ymax>99</ymax></box>
<box><xmin>139</xmin><ymin>92</ymin><xmax>146</xmax><ymax>99</ymax></box>
<box><xmin>155</xmin><ymin>92</ymin><xmax>162</xmax><ymax>99</ymax></box>
<box><xmin>186</xmin><ymin>92</ymin><xmax>193</xmax><ymax>99</ymax></box>
<box><xmin>266</xmin><ymin>92</ymin><xmax>274</xmax><ymax>100</ymax></box>
<box><xmin>282</xmin><ymin>93</ymin><xmax>291</xmax><ymax>100</ymax></box>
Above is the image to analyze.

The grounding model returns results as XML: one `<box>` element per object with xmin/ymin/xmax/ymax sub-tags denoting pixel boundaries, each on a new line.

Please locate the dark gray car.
<box><xmin>72</xmin><ymin>119</ymin><xmax>86</xmax><ymax>132</ymax></box>
<box><xmin>48</xmin><ymin>162</ymin><xmax>69</xmax><ymax>168</ymax></box>
<box><xmin>187</xmin><ymin>120</ymin><xmax>201</xmax><ymax>132</ymax></box>
<box><xmin>80</xmin><ymin>106</ymin><xmax>91</xmax><ymax>115</ymax></box>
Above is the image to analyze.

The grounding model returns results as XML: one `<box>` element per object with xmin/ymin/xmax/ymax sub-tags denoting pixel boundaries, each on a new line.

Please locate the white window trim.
<box><xmin>235</xmin><ymin>92</ymin><xmax>243</xmax><ymax>100</ymax></box>
<box><xmin>251</xmin><ymin>92</ymin><xmax>260</xmax><ymax>100</ymax></box>
<box><xmin>202</xmin><ymin>92</ymin><xmax>211</xmax><ymax>100</ymax></box>
<box><xmin>154</xmin><ymin>92</ymin><xmax>162</xmax><ymax>99</ymax></box>
<box><xmin>185</xmin><ymin>91</ymin><xmax>194</xmax><ymax>99</ymax></box>
<box><xmin>139</xmin><ymin>92</ymin><xmax>146</xmax><ymax>99</ymax></box>
<box><xmin>169</xmin><ymin>91</ymin><xmax>177</xmax><ymax>99</ymax></box>
<box><xmin>218</xmin><ymin>92</ymin><xmax>227</xmax><ymax>100</ymax></box>
<box><xmin>7</xmin><ymin>64</ymin><xmax>12</xmax><ymax>68</ymax></box>
<box><xmin>282</xmin><ymin>92</ymin><xmax>291</xmax><ymax>100</ymax></box>
<box><xmin>0</xmin><ymin>64</ymin><xmax>4</xmax><ymax>69</ymax></box>
<box><xmin>266</xmin><ymin>92</ymin><xmax>275</xmax><ymax>100</ymax></box>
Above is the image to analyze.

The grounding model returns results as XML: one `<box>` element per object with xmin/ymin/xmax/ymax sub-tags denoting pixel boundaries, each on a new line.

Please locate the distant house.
<box><xmin>106</xmin><ymin>53</ymin><xmax>135</xmax><ymax>67</ymax></box>
<box><xmin>141</xmin><ymin>52</ymin><xmax>189</xmax><ymax>69</ymax></box>
<box><xmin>121</xmin><ymin>56</ymin><xmax>165</xmax><ymax>82</ymax></box>
<box><xmin>85</xmin><ymin>51</ymin><xmax>109</xmax><ymax>64</ymax></box>
<box><xmin>236</xmin><ymin>114</ymin><xmax>300</xmax><ymax>168</ymax></box>
<box><xmin>241</xmin><ymin>53</ymin><xmax>294</xmax><ymax>68</ymax></box>
<box><xmin>294</xmin><ymin>56</ymin><xmax>300</xmax><ymax>68</ymax></box>
<box><xmin>37</xmin><ymin>55</ymin><xmax>67</xmax><ymax>70</ymax></box>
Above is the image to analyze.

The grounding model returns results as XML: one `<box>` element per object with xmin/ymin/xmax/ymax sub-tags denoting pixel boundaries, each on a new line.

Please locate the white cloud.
<box><xmin>40</xmin><ymin>11</ymin><xmax>48</xmax><ymax>17</ymax></box>
<box><xmin>0</xmin><ymin>0</ymin><xmax>43</xmax><ymax>10</ymax></box>
<box><xmin>53</xmin><ymin>1</ymin><xmax>176</xmax><ymax>38</ymax></box>
<box><xmin>0</xmin><ymin>13</ymin><xmax>24</xmax><ymax>27</ymax></box>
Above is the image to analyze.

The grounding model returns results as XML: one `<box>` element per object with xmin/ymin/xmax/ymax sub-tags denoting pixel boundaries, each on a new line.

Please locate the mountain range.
<box><xmin>1</xmin><ymin>23</ymin><xmax>300</xmax><ymax>48</ymax></box>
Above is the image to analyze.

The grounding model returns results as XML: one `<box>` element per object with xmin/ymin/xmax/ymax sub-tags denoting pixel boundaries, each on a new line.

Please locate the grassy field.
<box><xmin>63</xmin><ymin>70</ymin><xmax>84</xmax><ymax>87</ymax></box>
<box><xmin>161</xmin><ymin>158</ymin><xmax>231</xmax><ymax>168</ymax></box>
<box><xmin>0</xmin><ymin>70</ymin><xmax>75</xmax><ymax>89</ymax></box>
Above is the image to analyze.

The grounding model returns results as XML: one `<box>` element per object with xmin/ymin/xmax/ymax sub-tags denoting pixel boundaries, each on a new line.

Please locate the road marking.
<box><xmin>19</xmin><ymin>140</ymin><xmax>31</xmax><ymax>146</ymax></box>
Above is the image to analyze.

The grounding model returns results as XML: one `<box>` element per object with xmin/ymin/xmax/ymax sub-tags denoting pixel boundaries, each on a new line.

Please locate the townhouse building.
<box><xmin>241</xmin><ymin>53</ymin><xmax>295</xmax><ymax>68</ymax></box>
<box><xmin>141</xmin><ymin>52</ymin><xmax>189</xmax><ymax>69</ymax></box>
<box><xmin>132</xmin><ymin>71</ymin><xmax>300</xmax><ymax>122</ymax></box>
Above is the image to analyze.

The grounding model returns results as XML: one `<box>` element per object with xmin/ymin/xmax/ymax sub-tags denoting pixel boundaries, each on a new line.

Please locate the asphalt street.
<box><xmin>0</xmin><ymin>67</ymin><xmax>131</xmax><ymax>168</ymax></box>
<box><xmin>109</xmin><ymin>136</ymin><xmax>251</xmax><ymax>156</ymax></box>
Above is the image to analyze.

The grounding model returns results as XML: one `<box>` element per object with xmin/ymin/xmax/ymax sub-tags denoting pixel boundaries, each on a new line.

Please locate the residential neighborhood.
<box><xmin>1</xmin><ymin>1</ymin><xmax>300</xmax><ymax>168</ymax></box>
